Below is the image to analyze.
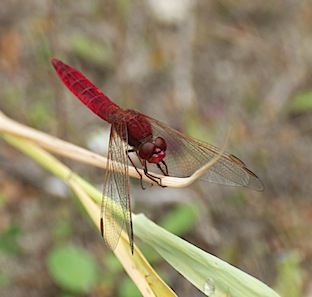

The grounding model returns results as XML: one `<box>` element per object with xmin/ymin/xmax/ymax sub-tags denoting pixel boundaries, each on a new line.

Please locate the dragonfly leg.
<box><xmin>157</xmin><ymin>160</ymin><xmax>169</xmax><ymax>176</ymax></box>
<box><xmin>128</xmin><ymin>150</ymin><xmax>166</xmax><ymax>188</ymax></box>
<box><xmin>144</xmin><ymin>168</ymin><xmax>165</xmax><ymax>187</ymax></box>
<box><xmin>127</xmin><ymin>152</ymin><xmax>146</xmax><ymax>190</ymax></box>
<box><xmin>143</xmin><ymin>162</ymin><xmax>166</xmax><ymax>188</ymax></box>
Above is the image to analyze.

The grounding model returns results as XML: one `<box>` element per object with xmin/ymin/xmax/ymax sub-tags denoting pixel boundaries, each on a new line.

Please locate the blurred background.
<box><xmin>0</xmin><ymin>1</ymin><xmax>312</xmax><ymax>296</ymax></box>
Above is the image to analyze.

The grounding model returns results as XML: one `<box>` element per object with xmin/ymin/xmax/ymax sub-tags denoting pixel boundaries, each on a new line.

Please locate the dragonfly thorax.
<box><xmin>122</xmin><ymin>110</ymin><xmax>154</xmax><ymax>148</ymax></box>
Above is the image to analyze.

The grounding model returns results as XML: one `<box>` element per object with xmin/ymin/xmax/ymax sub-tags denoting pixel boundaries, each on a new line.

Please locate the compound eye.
<box><xmin>139</xmin><ymin>142</ymin><xmax>155</xmax><ymax>160</ymax></box>
<box><xmin>155</xmin><ymin>137</ymin><xmax>167</xmax><ymax>151</ymax></box>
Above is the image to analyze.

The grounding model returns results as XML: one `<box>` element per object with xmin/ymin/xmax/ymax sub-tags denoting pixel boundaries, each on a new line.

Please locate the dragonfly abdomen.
<box><xmin>51</xmin><ymin>58</ymin><xmax>119</xmax><ymax>122</ymax></box>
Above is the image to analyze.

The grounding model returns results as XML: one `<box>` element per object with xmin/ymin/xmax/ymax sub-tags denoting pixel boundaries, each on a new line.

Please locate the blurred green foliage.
<box><xmin>46</xmin><ymin>245</ymin><xmax>99</xmax><ymax>293</ymax></box>
<box><xmin>117</xmin><ymin>277</ymin><xmax>141</xmax><ymax>297</ymax></box>
<box><xmin>29</xmin><ymin>100</ymin><xmax>53</xmax><ymax>127</ymax></box>
<box><xmin>275</xmin><ymin>251</ymin><xmax>304</xmax><ymax>297</ymax></box>
<box><xmin>104</xmin><ymin>252</ymin><xmax>123</xmax><ymax>273</ymax></box>
<box><xmin>0</xmin><ymin>272</ymin><xmax>11</xmax><ymax>288</ymax></box>
<box><xmin>3</xmin><ymin>85</ymin><xmax>24</xmax><ymax>116</ymax></box>
<box><xmin>51</xmin><ymin>219</ymin><xmax>73</xmax><ymax>240</ymax></box>
<box><xmin>0</xmin><ymin>224</ymin><xmax>21</xmax><ymax>255</ymax></box>
<box><xmin>0</xmin><ymin>193</ymin><xmax>5</xmax><ymax>208</ymax></box>
<box><xmin>160</xmin><ymin>203</ymin><xmax>200</xmax><ymax>235</ymax></box>
<box><xmin>289</xmin><ymin>90</ymin><xmax>312</xmax><ymax>113</ymax></box>
<box><xmin>71</xmin><ymin>35</ymin><xmax>114</xmax><ymax>66</ymax></box>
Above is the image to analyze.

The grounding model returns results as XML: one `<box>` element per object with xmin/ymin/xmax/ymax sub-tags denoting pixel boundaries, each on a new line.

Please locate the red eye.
<box><xmin>155</xmin><ymin>137</ymin><xmax>166</xmax><ymax>151</ymax></box>
<box><xmin>139</xmin><ymin>142</ymin><xmax>155</xmax><ymax>160</ymax></box>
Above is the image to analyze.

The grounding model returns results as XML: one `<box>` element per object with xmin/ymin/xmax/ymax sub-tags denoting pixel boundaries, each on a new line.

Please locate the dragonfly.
<box><xmin>51</xmin><ymin>58</ymin><xmax>264</xmax><ymax>254</ymax></box>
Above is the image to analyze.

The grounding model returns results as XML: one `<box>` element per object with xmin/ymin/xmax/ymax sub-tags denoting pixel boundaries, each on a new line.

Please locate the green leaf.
<box><xmin>118</xmin><ymin>277</ymin><xmax>141</xmax><ymax>297</ymax></box>
<box><xmin>0</xmin><ymin>272</ymin><xmax>11</xmax><ymax>288</ymax></box>
<box><xmin>289</xmin><ymin>90</ymin><xmax>312</xmax><ymax>113</ymax></box>
<box><xmin>104</xmin><ymin>253</ymin><xmax>123</xmax><ymax>273</ymax></box>
<box><xmin>134</xmin><ymin>214</ymin><xmax>280</xmax><ymax>297</ymax></box>
<box><xmin>275</xmin><ymin>251</ymin><xmax>304</xmax><ymax>297</ymax></box>
<box><xmin>58</xmin><ymin>294</ymin><xmax>76</xmax><ymax>297</ymax></box>
<box><xmin>51</xmin><ymin>220</ymin><xmax>72</xmax><ymax>240</ymax></box>
<box><xmin>46</xmin><ymin>245</ymin><xmax>99</xmax><ymax>293</ymax></box>
<box><xmin>71</xmin><ymin>35</ymin><xmax>113</xmax><ymax>66</ymax></box>
<box><xmin>160</xmin><ymin>203</ymin><xmax>199</xmax><ymax>235</ymax></box>
<box><xmin>0</xmin><ymin>224</ymin><xmax>21</xmax><ymax>255</ymax></box>
<box><xmin>29</xmin><ymin>100</ymin><xmax>52</xmax><ymax>127</ymax></box>
<box><xmin>0</xmin><ymin>193</ymin><xmax>5</xmax><ymax>208</ymax></box>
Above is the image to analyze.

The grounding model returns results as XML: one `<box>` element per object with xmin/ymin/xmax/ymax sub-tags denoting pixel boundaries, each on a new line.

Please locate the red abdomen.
<box><xmin>51</xmin><ymin>58</ymin><xmax>119</xmax><ymax>122</ymax></box>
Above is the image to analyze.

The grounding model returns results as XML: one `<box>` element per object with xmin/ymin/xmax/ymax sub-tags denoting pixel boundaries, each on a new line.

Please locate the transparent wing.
<box><xmin>101</xmin><ymin>122</ymin><xmax>133</xmax><ymax>253</ymax></box>
<box><xmin>145</xmin><ymin>116</ymin><xmax>264</xmax><ymax>191</ymax></box>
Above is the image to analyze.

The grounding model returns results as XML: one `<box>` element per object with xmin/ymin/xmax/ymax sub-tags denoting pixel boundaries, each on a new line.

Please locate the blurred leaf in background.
<box><xmin>46</xmin><ymin>245</ymin><xmax>99</xmax><ymax>294</ymax></box>
<box><xmin>160</xmin><ymin>203</ymin><xmax>200</xmax><ymax>236</ymax></box>
<box><xmin>289</xmin><ymin>90</ymin><xmax>312</xmax><ymax>113</ymax></box>
<box><xmin>0</xmin><ymin>224</ymin><xmax>21</xmax><ymax>256</ymax></box>
<box><xmin>71</xmin><ymin>35</ymin><xmax>114</xmax><ymax>67</ymax></box>
<box><xmin>275</xmin><ymin>251</ymin><xmax>304</xmax><ymax>297</ymax></box>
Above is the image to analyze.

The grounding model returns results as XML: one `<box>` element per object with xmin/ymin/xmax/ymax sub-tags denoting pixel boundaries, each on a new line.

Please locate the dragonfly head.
<box><xmin>139</xmin><ymin>137</ymin><xmax>167</xmax><ymax>163</ymax></box>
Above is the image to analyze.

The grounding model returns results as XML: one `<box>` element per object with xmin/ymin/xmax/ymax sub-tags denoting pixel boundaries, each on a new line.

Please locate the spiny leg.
<box><xmin>143</xmin><ymin>161</ymin><xmax>166</xmax><ymax>188</ymax></box>
<box><xmin>157</xmin><ymin>160</ymin><xmax>169</xmax><ymax>176</ymax></box>
<box><xmin>127</xmin><ymin>151</ymin><xmax>146</xmax><ymax>190</ymax></box>
<box><xmin>128</xmin><ymin>149</ymin><xmax>166</xmax><ymax>188</ymax></box>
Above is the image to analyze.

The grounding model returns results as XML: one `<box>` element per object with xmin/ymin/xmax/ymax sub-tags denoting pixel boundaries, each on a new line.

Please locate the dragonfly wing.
<box><xmin>101</xmin><ymin>122</ymin><xmax>133</xmax><ymax>253</ymax></box>
<box><xmin>145</xmin><ymin>116</ymin><xmax>264</xmax><ymax>191</ymax></box>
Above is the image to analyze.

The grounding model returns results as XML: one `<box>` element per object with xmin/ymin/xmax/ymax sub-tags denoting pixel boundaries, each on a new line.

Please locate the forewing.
<box><xmin>101</xmin><ymin>122</ymin><xmax>133</xmax><ymax>252</ymax></box>
<box><xmin>145</xmin><ymin>116</ymin><xmax>264</xmax><ymax>191</ymax></box>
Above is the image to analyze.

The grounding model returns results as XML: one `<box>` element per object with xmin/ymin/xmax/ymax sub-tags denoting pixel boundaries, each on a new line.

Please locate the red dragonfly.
<box><xmin>51</xmin><ymin>58</ymin><xmax>264</xmax><ymax>254</ymax></box>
